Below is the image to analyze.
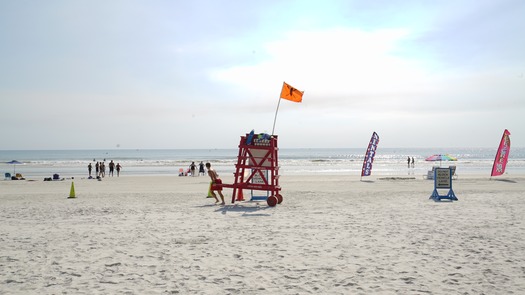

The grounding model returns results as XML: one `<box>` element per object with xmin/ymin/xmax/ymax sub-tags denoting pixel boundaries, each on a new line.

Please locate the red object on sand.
<box><xmin>267</xmin><ymin>196</ymin><xmax>278</xmax><ymax>207</ymax></box>
<box><xmin>276</xmin><ymin>194</ymin><xmax>283</xmax><ymax>204</ymax></box>
<box><xmin>491</xmin><ymin>129</ymin><xmax>511</xmax><ymax>177</ymax></box>
<box><xmin>221</xmin><ymin>134</ymin><xmax>282</xmax><ymax>206</ymax></box>
<box><xmin>236</xmin><ymin>189</ymin><xmax>244</xmax><ymax>201</ymax></box>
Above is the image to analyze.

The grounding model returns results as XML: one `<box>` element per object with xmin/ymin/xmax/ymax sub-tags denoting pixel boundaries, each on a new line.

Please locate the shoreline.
<box><xmin>3</xmin><ymin>147</ymin><xmax>525</xmax><ymax>179</ymax></box>
<box><xmin>4</xmin><ymin>164</ymin><xmax>524</xmax><ymax>179</ymax></box>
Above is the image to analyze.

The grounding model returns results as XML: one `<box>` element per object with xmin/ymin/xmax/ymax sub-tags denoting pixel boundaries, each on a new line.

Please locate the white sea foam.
<box><xmin>2</xmin><ymin>148</ymin><xmax>524</xmax><ymax>177</ymax></box>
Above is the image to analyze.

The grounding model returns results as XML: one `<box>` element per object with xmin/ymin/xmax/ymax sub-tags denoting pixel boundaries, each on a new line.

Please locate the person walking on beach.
<box><xmin>407</xmin><ymin>156</ymin><xmax>411</xmax><ymax>168</ymax></box>
<box><xmin>190</xmin><ymin>161</ymin><xmax>197</xmax><ymax>177</ymax></box>
<box><xmin>411</xmin><ymin>157</ymin><xmax>415</xmax><ymax>168</ymax></box>
<box><xmin>199</xmin><ymin>161</ymin><xmax>205</xmax><ymax>176</ymax></box>
<box><xmin>206</xmin><ymin>162</ymin><xmax>225</xmax><ymax>205</ymax></box>
<box><xmin>95</xmin><ymin>162</ymin><xmax>99</xmax><ymax>176</ymax></box>
<box><xmin>116</xmin><ymin>163</ymin><xmax>122</xmax><ymax>177</ymax></box>
<box><xmin>100</xmin><ymin>162</ymin><xmax>105</xmax><ymax>177</ymax></box>
<box><xmin>88</xmin><ymin>163</ymin><xmax>92</xmax><ymax>177</ymax></box>
<box><xmin>109</xmin><ymin>160</ymin><xmax>115</xmax><ymax>177</ymax></box>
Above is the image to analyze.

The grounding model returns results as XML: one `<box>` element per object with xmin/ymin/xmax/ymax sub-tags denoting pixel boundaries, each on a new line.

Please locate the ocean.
<box><xmin>1</xmin><ymin>147</ymin><xmax>525</xmax><ymax>178</ymax></box>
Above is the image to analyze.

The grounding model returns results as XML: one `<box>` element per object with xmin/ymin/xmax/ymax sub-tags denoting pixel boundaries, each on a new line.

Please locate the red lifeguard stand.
<box><xmin>222</xmin><ymin>133</ymin><xmax>282</xmax><ymax>207</ymax></box>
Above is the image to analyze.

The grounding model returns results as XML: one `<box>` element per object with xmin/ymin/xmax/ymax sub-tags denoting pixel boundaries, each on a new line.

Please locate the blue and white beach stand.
<box><xmin>429</xmin><ymin>167</ymin><xmax>458</xmax><ymax>202</ymax></box>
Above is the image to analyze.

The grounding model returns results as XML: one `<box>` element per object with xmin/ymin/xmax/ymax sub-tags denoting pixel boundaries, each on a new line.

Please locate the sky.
<box><xmin>1</xmin><ymin>0</ymin><xmax>524</xmax><ymax>150</ymax></box>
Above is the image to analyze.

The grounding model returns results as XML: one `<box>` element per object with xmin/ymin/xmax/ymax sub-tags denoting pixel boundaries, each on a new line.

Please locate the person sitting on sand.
<box><xmin>206</xmin><ymin>162</ymin><xmax>225</xmax><ymax>205</ymax></box>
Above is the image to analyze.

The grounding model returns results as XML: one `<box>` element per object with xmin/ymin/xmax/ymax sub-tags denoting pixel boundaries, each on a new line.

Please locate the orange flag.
<box><xmin>280</xmin><ymin>82</ymin><xmax>303</xmax><ymax>102</ymax></box>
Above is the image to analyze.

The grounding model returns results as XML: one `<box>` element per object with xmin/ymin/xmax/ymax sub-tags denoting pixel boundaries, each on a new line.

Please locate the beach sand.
<box><xmin>1</xmin><ymin>174</ymin><xmax>525</xmax><ymax>294</ymax></box>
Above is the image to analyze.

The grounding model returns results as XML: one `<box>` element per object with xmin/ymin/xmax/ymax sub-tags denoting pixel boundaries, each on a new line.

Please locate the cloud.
<box><xmin>210</xmin><ymin>27</ymin><xmax>430</xmax><ymax>109</ymax></box>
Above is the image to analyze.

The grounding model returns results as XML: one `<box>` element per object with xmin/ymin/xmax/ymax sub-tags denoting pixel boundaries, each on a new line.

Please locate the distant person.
<box><xmin>411</xmin><ymin>157</ymin><xmax>415</xmax><ymax>168</ymax></box>
<box><xmin>88</xmin><ymin>163</ymin><xmax>92</xmax><ymax>177</ymax></box>
<box><xmin>190</xmin><ymin>162</ymin><xmax>197</xmax><ymax>177</ymax></box>
<box><xmin>407</xmin><ymin>156</ymin><xmax>411</xmax><ymax>168</ymax></box>
<box><xmin>95</xmin><ymin>162</ymin><xmax>100</xmax><ymax>176</ymax></box>
<box><xmin>116</xmin><ymin>163</ymin><xmax>122</xmax><ymax>177</ymax></box>
<box><xmin>199</xmin><ymin>161</ymin><xmax>205</xmax><ymax>176</ymax></box>
<box><xmin>206</xmin><ymin>162</ymin><xmax>225</xmax><ymax>205</ymax></box>
<box><xmin>100</xmin><ymin>162</ymin><xmax>105</xmax><ymax>177</ymax></box>
<box><xmin>109</xmin><ymin>160</ymin><xmax>115</xmax><ymax>176</ymax></box>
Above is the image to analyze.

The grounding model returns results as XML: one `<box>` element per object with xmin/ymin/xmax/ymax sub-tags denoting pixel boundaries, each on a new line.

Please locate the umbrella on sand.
<box><xmin>5</xmin><ymin>160</ymin><xmax>23</xmax><ymax>174</ymax></box>
<box><xmin>425</xmin><ymin>154</ymin><xmax>457</xmax><ymax>166</ymax></box>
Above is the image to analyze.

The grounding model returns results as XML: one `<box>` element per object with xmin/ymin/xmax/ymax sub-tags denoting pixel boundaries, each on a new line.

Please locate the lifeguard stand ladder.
<box><xmin>222</xmin><ymin>134</ymin><xmax>282</xmax><ymax>207</ymax></box>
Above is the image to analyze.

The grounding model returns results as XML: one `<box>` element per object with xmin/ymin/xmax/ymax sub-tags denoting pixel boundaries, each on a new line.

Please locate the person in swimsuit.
<box><xmin>199</xmin><ymin>161</ymin><xmax>205</xmax><ymax>176</ymax></box>
<box><xmin>206</xmin><ymin>162</ymin><xmax>225</xmax><ymax>205</ymax></box>
<box><xmin>190</xmin><ymin>162</ymin><xmax>197</xmax><ymax>177</ymax></box>
<box><xmin>109</xmin><ymin>160</ymin><xmax>115</xmax><ymax>176</ymax></box>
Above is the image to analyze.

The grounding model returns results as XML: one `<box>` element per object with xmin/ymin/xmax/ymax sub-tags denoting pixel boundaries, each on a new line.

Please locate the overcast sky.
<box><xmin>1</xmin><ymin>0</ymin><xmax>524</xmax><ymax>150</ymax></box>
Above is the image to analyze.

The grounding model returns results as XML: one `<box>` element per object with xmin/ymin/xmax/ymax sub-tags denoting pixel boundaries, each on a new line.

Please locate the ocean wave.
<box><xmin>3</xmin><ymin>148</ymin><xmax>525</xmax><ymax>177</ymax></box>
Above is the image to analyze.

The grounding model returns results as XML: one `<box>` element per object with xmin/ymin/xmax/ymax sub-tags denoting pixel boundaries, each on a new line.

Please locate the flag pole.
<box><xmin>271</xmin><ymin>97</ymin><xmax>282</xmax><ymax>136</ymax></box>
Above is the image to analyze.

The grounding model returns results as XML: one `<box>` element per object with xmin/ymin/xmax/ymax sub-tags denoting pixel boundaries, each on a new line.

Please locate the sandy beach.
<box><xmin>1</xmin><ymin>174</ymin><xmax>525</xmax><ymax>294</ymax></box>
